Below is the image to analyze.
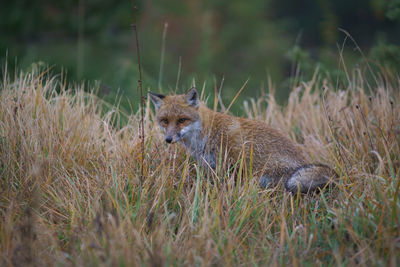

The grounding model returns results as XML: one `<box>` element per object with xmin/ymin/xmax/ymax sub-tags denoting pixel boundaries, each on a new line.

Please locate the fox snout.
<box><xmin>164</xmin><ymin>130</ymin><xmax>181</xmax><ymax>144</ymax></box>
<box><xmin>164</xmin><ymin>134</ymin><xmax>181</xmax><ymax>144</ymax></box>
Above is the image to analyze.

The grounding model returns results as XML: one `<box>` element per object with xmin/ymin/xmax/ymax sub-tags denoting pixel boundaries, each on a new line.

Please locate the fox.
<box><xmin>149</xmin><ymin>87</ymin><xmax>337</xmax><ymax>193</ymax></box>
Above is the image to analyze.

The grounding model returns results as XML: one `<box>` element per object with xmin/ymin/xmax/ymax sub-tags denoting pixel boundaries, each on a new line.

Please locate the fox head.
<box><xmin>149</xmin><ymin>87</ymin><xmax>202</xmax><ymax>144</ymax></box>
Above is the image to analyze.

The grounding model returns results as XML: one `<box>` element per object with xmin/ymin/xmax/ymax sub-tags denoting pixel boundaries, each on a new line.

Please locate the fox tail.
<box><xmin>285</xmin><ymin>164</ymin><xmax>337</xmax><ymax>193</ymax></box>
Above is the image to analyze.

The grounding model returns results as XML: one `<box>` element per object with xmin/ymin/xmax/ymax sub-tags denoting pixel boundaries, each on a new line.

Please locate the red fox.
<box><xmin>149</xmin><ymin>87</ymin><xmax>337</xmax><ymax>193</ymax></box>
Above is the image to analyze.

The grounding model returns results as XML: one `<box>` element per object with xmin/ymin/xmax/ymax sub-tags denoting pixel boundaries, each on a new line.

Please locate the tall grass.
<box><xmin>0</xmin><ymin>65</ymin><xmax>399</xmax><ymax>266</ymax></box>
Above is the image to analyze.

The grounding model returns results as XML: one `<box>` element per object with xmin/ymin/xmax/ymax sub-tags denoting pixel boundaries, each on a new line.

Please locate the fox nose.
<box><xmin>165</xmin><ymin>136</ymin><xmax>173</xmax><ymax>143</ymax></box>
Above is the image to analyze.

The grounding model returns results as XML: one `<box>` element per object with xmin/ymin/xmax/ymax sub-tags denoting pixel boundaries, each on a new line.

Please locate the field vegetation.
<box><xmin>0</xmin><ymin>63</ymin><xmax>399</xmax><ymax>266</ymax></box>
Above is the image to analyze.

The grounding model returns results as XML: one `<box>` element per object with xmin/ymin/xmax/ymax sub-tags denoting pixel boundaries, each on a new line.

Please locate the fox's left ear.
<box><xmin>148</xmin><ymin>91</ymin><xmax>165</xmax><ymax>110</ymax></box>
<box><xmin>185</xmin><ymin>87</ymin><xmax>199</xmax><ymax>108</ymax></box>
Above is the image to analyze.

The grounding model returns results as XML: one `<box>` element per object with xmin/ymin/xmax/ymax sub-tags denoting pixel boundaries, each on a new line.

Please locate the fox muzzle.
<box><xmin>164</xmin><ymin>133</ymin><xmax>181</xmax><ymax>144</ymax></box>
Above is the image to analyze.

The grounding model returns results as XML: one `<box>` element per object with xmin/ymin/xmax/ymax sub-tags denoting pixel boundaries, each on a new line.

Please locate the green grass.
<box><xmin>0</xmin><ymin>63</ymin><xmax>399</xmax><ymax>266</ymax></box>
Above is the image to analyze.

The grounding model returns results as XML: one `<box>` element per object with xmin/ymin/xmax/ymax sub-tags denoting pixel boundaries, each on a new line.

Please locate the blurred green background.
<box><xmin>1</xmin><ymin>0</ymin><xmax>400</xmax><ymax>114</ymax></box>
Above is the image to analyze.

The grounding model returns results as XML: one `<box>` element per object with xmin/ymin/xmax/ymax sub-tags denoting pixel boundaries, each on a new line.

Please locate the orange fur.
<box><xmin>149</xmin><ymin>88</ymin><xmax>336</xmax><ymax>193</ymax></box>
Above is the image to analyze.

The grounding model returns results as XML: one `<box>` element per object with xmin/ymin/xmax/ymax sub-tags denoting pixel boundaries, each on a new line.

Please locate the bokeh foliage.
<box><xmin>1</xmin><ymin>0</ymin><xmax>399</xmax><ymax>112</ymax></box>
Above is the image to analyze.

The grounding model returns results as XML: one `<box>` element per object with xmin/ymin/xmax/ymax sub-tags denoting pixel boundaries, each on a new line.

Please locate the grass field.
<box><xmin>0</xmin><ymin>64</ymin><xmax>399</xmax><ymax>266</ymax></box>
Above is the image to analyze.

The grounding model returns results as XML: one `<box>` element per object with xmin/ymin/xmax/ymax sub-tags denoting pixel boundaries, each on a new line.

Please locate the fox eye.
<box><xmin>160</xmin><ymin>118</ymin><xmax>168</xmax><ymax>125</ymax></box>
<box><xmin>177</xmin><ymin>118</ymin><xmax>188</xmax><ymax>124</ymax></box>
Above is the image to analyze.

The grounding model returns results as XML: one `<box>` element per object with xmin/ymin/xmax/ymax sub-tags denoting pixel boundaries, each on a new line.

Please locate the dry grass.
<box><xmin>0</xmin><ymin>65</ymin><xmax>399</xmax><ymax>266</ymax></box>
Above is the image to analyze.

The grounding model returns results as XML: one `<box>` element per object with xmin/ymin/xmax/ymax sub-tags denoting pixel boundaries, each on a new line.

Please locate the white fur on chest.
<box><xmin>179</xmin><ymin>120</ymin><xmax>216</xmax><ymax>169</ymax></box>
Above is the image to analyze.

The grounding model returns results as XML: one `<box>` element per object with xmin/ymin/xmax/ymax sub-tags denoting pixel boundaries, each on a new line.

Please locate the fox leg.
<box><xmin>201</xmin><ymin>152</ymin><xmax>216</xmax><ymax>170</ymax></box>
<box><xmin>285</xmin><ymin>164</ymin><xmax>337</xmax><ymax>193</ymax></box>
<box><xmin>259</xmin><ymin>174</ymin><xmax>282</xmax><ymax>189</ymax></box>
<box><xmin>259</xmin><ymin>175</ymin><xmax>273</xmax><ymax>188</ymax></box>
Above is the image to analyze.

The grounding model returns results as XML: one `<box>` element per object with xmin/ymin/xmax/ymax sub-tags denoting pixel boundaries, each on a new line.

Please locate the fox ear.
<box><xmin>148</xmin><ymin>91</ymin><xmax>165</xmax><ymax>110</ymax></box>
<box><xmin>185</xmin><ymin>87</ymin><xmax>199</xmax><ymax>108</ymax></box>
